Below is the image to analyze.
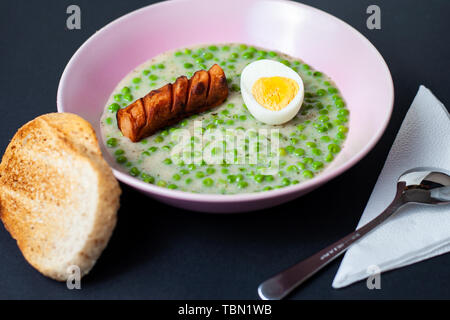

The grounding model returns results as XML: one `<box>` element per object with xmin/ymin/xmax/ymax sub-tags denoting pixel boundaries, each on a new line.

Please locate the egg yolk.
<box><xmin>251</xmin><ymin>76</ymin><xmax>299</xmax><ymax>111</ymax></box>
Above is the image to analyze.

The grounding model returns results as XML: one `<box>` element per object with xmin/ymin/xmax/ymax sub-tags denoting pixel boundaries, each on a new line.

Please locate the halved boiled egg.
<box><xmin>240</xmin><ymin>59</ymin><xmax>304</xmax><ymax>125</ymax></box>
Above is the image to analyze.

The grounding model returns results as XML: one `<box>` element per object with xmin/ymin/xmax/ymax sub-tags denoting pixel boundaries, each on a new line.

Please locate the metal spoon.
<box><xmin>258</xmin><ymin>168</ymin><xmax>450</xmax><ymax>300</ymax></box>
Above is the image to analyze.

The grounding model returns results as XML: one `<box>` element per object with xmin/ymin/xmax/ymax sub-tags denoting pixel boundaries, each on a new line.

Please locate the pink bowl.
<box><xmin>57</xmin><ymin>0</ymin><xmax>394</xmax><ymax>213</ymax></box>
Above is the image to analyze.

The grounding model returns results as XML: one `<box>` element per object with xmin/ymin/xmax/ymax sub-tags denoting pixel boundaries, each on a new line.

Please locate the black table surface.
<box><xmin>0</xmin><ymin>0</ymin><xmax>449</xmax><ymax>300</ymax></box>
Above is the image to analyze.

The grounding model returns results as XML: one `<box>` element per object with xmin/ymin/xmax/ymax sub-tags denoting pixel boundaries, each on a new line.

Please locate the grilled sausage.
<box><xmin>117</xmin><ymin>64</ymin><xmax>228</xmax><ymax>142</ymax></box>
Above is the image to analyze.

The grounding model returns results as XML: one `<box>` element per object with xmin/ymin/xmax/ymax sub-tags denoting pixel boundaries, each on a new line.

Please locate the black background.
<box><xmin>0</xmin><ymin>0</ymin><xmax>449</xmax><ymax>300</ymax></box>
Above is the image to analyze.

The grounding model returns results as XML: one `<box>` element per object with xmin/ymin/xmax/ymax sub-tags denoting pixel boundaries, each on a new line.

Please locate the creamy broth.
<box><xmin>100</xmin><ymin>44</ymin><xmax>349</xmax><ymax>194</ymax></box>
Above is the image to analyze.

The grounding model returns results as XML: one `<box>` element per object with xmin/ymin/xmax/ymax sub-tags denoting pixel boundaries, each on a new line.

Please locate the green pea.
<box><xmin>264</xmin><ymin>175</ymin><xmax>274</xmax><ymax>182</ymax></box>
<box><xmin>312</xmin><ymin>161</ymin><xmax>324</xmax><ymax>170</ymax></box>
<box><xmin>268</xmin><ymin>51</ymin><xmax>277</xmax><ymax>57</ymax></box>
<box><xmin>184</xmin><ymin>62</ymin><xmax>194</xmax><ymax>69</ymax></box>
<box><xmin>227</xmin><ymin>103</ymin><xmax>235</xmax><ymax>109</ymax></box>
<box><xmin>316</xmin><ymin>89</ymin><xmax>326</xmax><ymax>96</ymax></box>
<box><xmin>227</xmin><ymin>175</ymin><xmax>236</xmax><ymax>183</ymax></box>
<box><xmin>114</xmin><ymin>94</ymin><xmax>122</xmax><ymax>102</ymax></box>
<box><xmin>338</xmin><ymin>125</ymin><xmax>348</xmax><ymax>133</ymax></box>
<box><xmin>328</xmin><ymin>87</ymin><xmax>338</xmax><ymax>94</ymax></box>
<box><xmin>294</xmin><ymin>148</ymin><xmax>305</xmax><ymax>157</ymax></box>
<box><xmin>318</xmin><ymin>115</ymin><xmax>329</xmax><ymax>122</ymax></box>
<box><xmin>243</xmin><ymin>51</ymin><xmax>254</xmax><ymax>59</ymax></box>
<box><xmin>143</xmin><ymin>70</ymin><xmax>150</xmax><ymax>76</ymax></box>
<box><xmin>180</xmin><ymin>119</ymin><xmax>188</xmax><ymax>127</ymax></box>
<box><xmin>123</xmin><ymin>94</ymin><xmax>133</xmax><ymax>102</ymax></box>
<box><xmin>185</xmin><ymin>178</ymin><xmax>193</xmax><ymax>185</ymax></box>
<box><xmin>299</xmin><ymin>134</ymin><xmax>308</xmax><ymax>141</ymax></box>
<box><xmin>321</xmin><ymin>136</ymin><xmax>331</xmax><ymax>143</ymax></box>
<box><xmin>222</xmin><ymin>45</ymin><xmax>230</xmax><ymax>51</ymax></box>
<box><xmin>221</xmin><ymin>168</ymin><xmax>229</xmax><ymax>174</ymax></box>
<box><xmin>278</xmin><ymin>148</ymin><xmax>287</xmax><ymax>156</ymax></box>
<box><xmin>296</xmin><ymin>162</ymin><xmax>306</xmax><ymax>170</ymax></box>
<box><xmin>296</xmin><ymin>124</ymin><xmax>305</xmax><ymax>132</ymax></box>
<box><xmin>313</xmin><ymin>71</ymin><xmax>322</xmax><ymax>77</ymax></box>
<box><xmin>306</xmin><ymin>142</ymin><xmax>317</xmax><ymax>148</ymax></box>
<box><xmin>208</xmin><ymin>45</ymin><xmax>218</xmax><ymax>51</ymax></box>
<box><xmin>287</xmin><ymin>165</ymin><xmax>299</xmax><ymax>173</ymax></box>
<box><xmin>174</xmin><ymin>51</ymin><xmax>183</xmax><ymax>57</ymax></box>
<box><xmin>302</xmin><ymin>64</ymin><xmax>311</xmax><ymax>70</ymax></box>
<box><xmin>254</xmin><ymin>174</ymin><xmax>264</xmax><ymax>183</ymax></box>
<box><xmin>157</xmin><ymin>63</ymin><xmax>165</xmax><ymax>69</ymax></box>
<box><xmin>121</xmin><ymin>87</ymin><xmax>131</xmax><ymax>94</ymax></box>
<box><xmin>263</xmin><ymin>186</ymin><xmax>273</xmax><ymax>191</ymax></box>
<box><xmin>116</xmin><ymin>155</ymin><xmax>127</xmax><ymax>164</ymax></box>
<box><xmin>226</xmin><ymin>119</ymin><xmax>235</xmax><ymax>125</ymax></box>
<box><xmin>335</xmin><ymin>99</ymin><xmax>345</xmax><ymax>108</ymax></box>
<box><xmin>132</xmin><ymin>77</ymin><xmax>141</xmax><ymax>84</ymax></box>
<box><xmin>312</xmin><ymin>148</ymin><xmax>322</xmax><ymax>156</ymax></box>
<box><xmin>142</xmin><ymin>174</ymin><xmax>155</xmax><ymax>184</ymax></box>
<box><xmin>206</xmin><ymin>167</ymin><xmax>216</xmax><ymax>175</ymax></box>
<box><xmin>230</xmin><ymin>52</ymin><xmax>239</xmax><ymax>59</ymax></box>
<box><xmin>236</xmin><ymin>174</ymin><xmax>244</xmax><ymax>181</ymax></box>
<box><xmin>105</xmin><ymin>117</ymin><xmax>113</xmax><ymax>125</ymax></box>
<box><xmin>114</xmin><ymin>149</ymin><xmax>124</xmax><ymax>156</ymax></box>
<box><xmin>156</xmin><ymin>180</ymin><xmax>167</xmax><ymax>187</ymax></box>
<box><xmin>303</xmin><ymin>157</ymin><xmax>313</xmax><ymax>164</ymax></box>
<box><xmin>162</xmin><ymin>145</ymin><xmax>171</xmax><ymax>151</ymax></box>
<box><xmin>336</xmin><ymin>132</ymin><xmax>346</xmax><ymax>140</ymax></box>
<box><xmin>257</xmin><ymin>50</ymin><xmax>267</xmax><ymax>57</ymax></box>
<box><xmin>149</xmin><ymin>74</ymin><xmax>158</xmax><ymax>81</ymax></box>
<box><xmin>195</xmin><ymin>57</ymin><xmax>205</xmax><ymax>64</ymax></box>
<box><xmin>188</xmin><ymin>164</ymin><xmax>196</xmax><ymax>171</ymax></box>
<box><xmin>106</xmin><ymin>138</ymin><xmax>117</xmax><ymax>148</ymax></box>
<box><xmin>239</xmin><ymin>115</ymin><xmax>247</xmax><ymax>121</ymax></box>
<box><xmin>325</xmin><ymin>153</ymin><xmax>334</xmax><ymax>162</ymax></box>
<box><xmin>148</xmin><ymin>146</ymin><xmax>158</xmax><ymax>153</ymax></box>
<box><xmin>129</xmin><ymin>167</ymin><xmax>140</xmax><ymax>177</ymax></box>
<box><xmin>319</xmin><ymin>109</ymin><xmax>329</xmax><ymax>115</ymax></box>
<box><xmin>163</xmin><ymin>158</ymin><xmax>172</xmax><ymax>165</ymax></box>
<box><xmin>238</xmin><ymin>44</ymin><xmax>248</xmax><ymax>51</ymax></box>
<box><xmin>154</xmin><ymin>136</ymin><xmax>164</xmax><ymax>143</ymax></box>
<box><xmin>280</xmin><ymin>60</ymin><xmax>290</xmax><ymax>66</ymax></box>
<box><xmin>203</xmin><ymin>52</ymin><xmax>214</xmax><ymax>60</ymax></box>
<box><xmin>231</xmin><ymin>84</ymin><xmax>240</xmax><ymax>92</ymax></box>
<box><xmin>196</xmin><ymin>171</ymin><xmax>205</xmax><ymax>178</ymax></box>
<box><xmin>303</xmin><ymin>170</ymin><xmax>314</xmax><ymax>179</ymax></box>
<box><xmin>108</xmin><ymin>103</ymin><xmax>120</xmax><ymax>113</ymax></box>
<box><xmin>167</xmin><ymin>184</ymin><xmax>177</xmax><ymax>189</ymax></box>
<box><xmin>328</xmin><ymin>144</ymin><xmax>341</xmax><ymax>154</ymax></box>
<box><xmin>202</xmin><ymin>178</ymin><xmax>214</xmax><ymax>187</ymax></box>
<box><xmin>281</xmin><ymin>178</ymin><xmax>291</xmax><ymax>186</ymax></box>
<box><xmin>160</xmin><ymin>130</ymin><xmax>169</xmax><ymax>137</ymax></box>
<box><xmin>237</xmin><ymin>181</ymin><xmax>248</xmax><ymax>189</ymax></box>
<box><xmin>290</xmin><ymin>138</ymin><xmax>299</xmax><ymax>145</ymax></box>
<box><xmin>286</xmin><ymin>145</ymin><xmax>295</xmax><ymax>153</ymax></box>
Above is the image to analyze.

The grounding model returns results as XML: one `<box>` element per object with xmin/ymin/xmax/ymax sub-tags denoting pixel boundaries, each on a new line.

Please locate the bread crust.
<box><xmin>0</xmin><ymin>113</ymin><xmax>121</xmax><ymax>281</ymax></box>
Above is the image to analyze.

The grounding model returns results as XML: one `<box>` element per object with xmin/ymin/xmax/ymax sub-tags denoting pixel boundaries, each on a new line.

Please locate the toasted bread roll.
<box><xmin>117</xmin><ymin>64</ymin><xmax>228</xmax><ymax>142</ymax></box>
<box><xmin>0</xmin><ymin>113</ymin><xmax>121</xmax><ymax>281</ymax></box>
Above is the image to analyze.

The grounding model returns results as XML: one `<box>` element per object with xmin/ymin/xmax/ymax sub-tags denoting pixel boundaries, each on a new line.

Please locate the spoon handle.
<box><xmin>258</xmin><ymin>183</ymin><xmax>406</xmax><ymax>300</ymax></box>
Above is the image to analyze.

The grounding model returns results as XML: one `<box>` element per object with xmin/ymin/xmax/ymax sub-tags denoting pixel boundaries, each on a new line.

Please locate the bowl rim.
<box><xmin>57</xmin><ymin>0</ymin><xmax>394</xmax><ymax>203</ymax></box>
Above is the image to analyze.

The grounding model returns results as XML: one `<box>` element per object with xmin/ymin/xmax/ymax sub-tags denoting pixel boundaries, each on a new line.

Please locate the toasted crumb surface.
<box><xmin>0</xmin><ymin>113</ymin><xmax>121</xmax><ymax>281</ymax></box>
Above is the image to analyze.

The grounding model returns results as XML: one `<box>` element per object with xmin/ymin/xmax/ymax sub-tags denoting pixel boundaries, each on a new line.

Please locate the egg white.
<box><xmin>240</xmin><ymin>59</ymin><xmax>304</xmax><ymax>125</ymax></box>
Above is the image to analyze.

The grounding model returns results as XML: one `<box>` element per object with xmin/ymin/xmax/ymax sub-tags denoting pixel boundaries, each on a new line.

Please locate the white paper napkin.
<box><xmin>332</xmin><ymin>85</ymin><xmax>450</xmax><ymax>288</ymax></box>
